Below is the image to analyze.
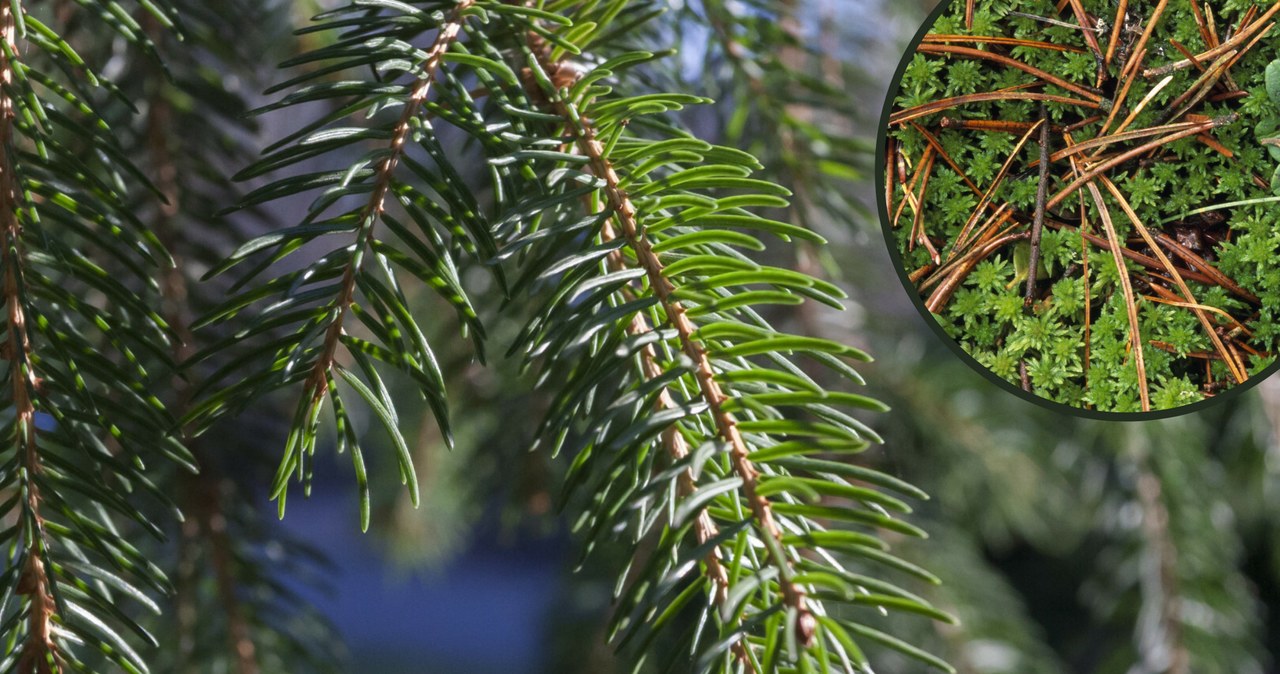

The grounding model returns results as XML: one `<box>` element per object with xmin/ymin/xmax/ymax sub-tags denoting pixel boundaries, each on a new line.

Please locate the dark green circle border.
<box><xmin>871</xmin><ymin>0</ymin><xmax>1278</xmax><ymax>421</ymax></box>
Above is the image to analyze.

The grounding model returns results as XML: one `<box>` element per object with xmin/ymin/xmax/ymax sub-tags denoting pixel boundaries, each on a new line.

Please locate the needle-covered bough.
<box><xmin>195</xmin><ymin>0</ymin><xmax>952</xmax><ymax>672</ymax></box>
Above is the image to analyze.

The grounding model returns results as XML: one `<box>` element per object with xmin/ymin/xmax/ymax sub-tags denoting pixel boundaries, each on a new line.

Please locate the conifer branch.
<box><xmin>305</xmin><ymin>0</ymin><xmax>475</xmax><ymax>406</ymax></box>
<box><xmin>524</xmin><ymin>33</ymin><xmax>815</xmax><ymax>652</ymax></box>
<box><xmin>2</xmin><ymin>4</ymin><xmax>59</xmax><ymax>668</ymax></box>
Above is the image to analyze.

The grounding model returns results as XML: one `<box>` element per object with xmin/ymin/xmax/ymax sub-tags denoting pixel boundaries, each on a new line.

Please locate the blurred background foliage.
<box><xmin>92</xmin><ymin>0</ymin><xmax>1280</xmax><ymax>671</ymax></box>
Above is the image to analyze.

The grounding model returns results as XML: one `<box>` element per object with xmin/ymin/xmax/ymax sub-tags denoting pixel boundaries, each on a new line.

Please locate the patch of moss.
<box><xmin>887</xmin><ymin>0</ymin><xmax>1280</xmax><ymax>412</ymax></box>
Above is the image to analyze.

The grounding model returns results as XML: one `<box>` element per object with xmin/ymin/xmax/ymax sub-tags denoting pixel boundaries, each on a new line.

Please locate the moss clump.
<box><xmin>886</xmin><ymin>0</ymin><xmax>1280</xmax><ymax>413</ymax></box>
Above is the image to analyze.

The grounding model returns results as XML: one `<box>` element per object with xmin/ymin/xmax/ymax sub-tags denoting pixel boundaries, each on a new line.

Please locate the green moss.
<box><xmin>890</xmin><ymin>0</ymin><xmax>1280</xmax><ymax>411</ymax></box>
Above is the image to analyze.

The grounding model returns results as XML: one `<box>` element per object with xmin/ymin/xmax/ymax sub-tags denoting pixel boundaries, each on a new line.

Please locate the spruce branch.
<box><xmin>523</xmin><ymin>35</ymin><xmax>816</xmax><ymax>649</ymax></box>
<box><xmin>491</xmin><ymin>7</ymin><xmax>950</xmax><ymax>670</ymax></box>
<box><xmin>303</xmin><ymin>0</ymin><xmax>474</xmax><ymax>411</ymax></box>
<box><xmin>0</xmin><ymin>1</ymin><xmax>192</xmax><ymax>671</ymax></box>
<box><xmin>0</xmin><ymin>6</ymin><xmax>59</xmax><ymax>669</ymax></box>
<box><xmin>193</xmin><ymin>0</ymin><xmax>513</xmax><ymax>526</ymax></box>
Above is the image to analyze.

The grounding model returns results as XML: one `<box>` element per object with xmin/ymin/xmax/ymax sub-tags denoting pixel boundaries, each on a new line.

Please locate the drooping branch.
<box><xmin>1</xmin><ymin>3</ymin><xmax>59</xmax><ymax>671</ymax></box>
<box><xmin>305</xmin><ymin>0</ymin><xmax>475</xmax><ymax>404</ymax></box>
<box><xmin>522</xmin><ymin>37</ymin><xmax>815</xmax><ymax>647</ymax></box>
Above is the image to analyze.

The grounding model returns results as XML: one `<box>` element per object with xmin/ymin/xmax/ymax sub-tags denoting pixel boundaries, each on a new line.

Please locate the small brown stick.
<box><xmin>1208</xmin><ymin>90</ymin><xmax>1250</xmax><ymax>102</ymax></box>
<box><xmin>916</xmin><ymin>44</ymin><xmax>1104</xmax><ymax>102</ymax></box>
<box><xmin>924</xmin><ymin>232</ymin><xmax>1031</xmax><ymax>312</ymax></box>
<box><xmin>1225</xmin><ymin>340</ymin><xmax>1249</xmax><ymax>383</ymax></box>
<box><xmin>1195</xmin><ymin>133</ymin><xmax>1233</xmax><ymax>158</ymax></box>
<box><xmin>1144</xmin><ymin>1</ymin><xmax>1280</xmax><ymax>77</ymax></box>
<box><xmin>1235</xmin><ymin>6</ymin><xmax>1261</xmax><ymax>40</ymax></box>
<box><xmin>1079</xmin><ymin>194</ymin><xmax>1092</xmax><ymax>386</ymax></box>
<box><xmin>1205</xmin><ymin>2</ymin><xmax>1222</xmax><ymax>46</ymax></box>
<box><xmin>1150</xmin><ymin>232</ymin><xmax>1260</xmax><ymax>304</ymax></box>
<box><xmin>1100</xmin><ymin>176</ymin><xmax>1248</xmax><ymax>384</ymax></box>
<box><xmin>1065</xmin><ymin>131</ymin><xmax>1149</xmax><ymax>410</ymax></box>
<box><xmin>885</xmin><ymin>136</ymin><xmax>896</xmax><ymax>215</ymax></box>
<box><xmin>1019</xmin><ymin>360</ymin><xmax>1032</xmax><ymax>391</ymax></box>
<box><xmin>1204</xmin><ymin>0</ymin><xmax>1236</xmax><ymax>89</ymax></box>
<box><xmin>1025</xmin><ymin>104</ymin><xmax>1051</xmax><ymax>308</ymax></box>
<box><xmin>922</xmin><ymin>34</ymin><xmax>1085</xmax><ymax>52</ymax></box>
<box><xmin>1104</xmin><ymin>0</ymin><xmax>1129</xmax><ymax>67</ymax></box>
<box><xmin>1160</xmin><ymin>49</ymin><xmax>1237</xmax><ymax>123</ymax></box>
<box><xmin>890</xmin><ymin>90</ymin><xmax>1100</xmax><ymax>125</ymax></box>
<box><xmin>1065</xmin><ymin>114</ymin><xmax>1104</xmax><ymax>133</ymax></box>
<box><xmin>1064</xmin><ymin>0</ymin><xmax>1106</xmax><ymax>85</ymax></box>
<box><xmin>941</xmin><ymin>117</ymin><xmax>1065</xmax><ymax>134</ymax></box>
<box><xmin>1112</xmin><ymin>74</ymin><xmax>1177</xmax><ymax>137</ymax></box>
<box><xmin>1047</xmin><ymin>117</ymin><xmax>1230</xmax><ymax>212</ymax></box>
<box><xmin>526</xmin><ymin>35</ymin><xmax>814</xmax><ymax>649</ymax></box>
<box><xmin>892</xmin><ymin>145</ymin><xmax>933</xmax><ymax>228</ymax></box>
<box><xmin>909</xmin><ymin>263</ymin><xmax>935</xmax><ymax>284</ymax></box>
<box><xmin>951</xmin><ymin>120</ymin><xmax>1045</xmax><ymax>258</ymax></box>
<box><xmin>1221</xmin><ymin>19</ymin><xmax>1274</xmax><ymax>79</ymax></box>
<box><xmin>1098</xmin><ymin>49</ymin><xmax>1145</xmax><ymax>135</ymax></box>
<box><xmin>965</xmin><ymin>0</ymin><xmax>974</xmax><ymax>30</ymax></box>
<box><xmin>1085</xmin><ymin>181</ymin><xmax>1151</xmax><ymax>411</ymax></box>
<box><xmin>921</xmin><ymin>206</ymin><xmax>1017</xmax><ymax>291</ymax></box>
<box><xmin>1235</xmin><ymin>339</ymin><xmax>1268</xmax><ymax>358</ymax></box>
<box><xmin>1187</xmin><ymin>1</ymin><xmax>1216</xmax><ymax>54</ymax></box>
<box><xmin>1032</xmin><ymin>118</ymin><xmax>1201</xmax><ymax>167</ymax></box>
<box><xmin>1120</xmin><ymin>0</ymin><xmax>1170</xmax><ymax>81</ymax></box>
<box><xmin>1150</xmin><ymin>340</ymin><xmax>1221</xmax><ymax>360</ymax></box>
<box><xmin>1167</xmin><ymin>38</ymin><xmax>1207</xmax><ymax>74</ymax></box>
<box><xmin>1048</xmin><ymin>221</ymin><xmax>1226</xmax><ymax>290</ymax></box>
<box><xmin>910</xmin><ymin>151</ymin><xmax>941</xmax><ymax>263</ymax></box>
<box><xmin>1011</xmin><ymin>9</ymin><xmax>1101</xmax><ymax>33</ymax></box>
<box><xmin>1142</xmin><ymin>295</ymin><xmax>1252</xmax><ymax>335</ymax></box>
<box><xmin>910</xmin><ymin>122</ymin><xmax>983</xmax><ymax>196</ymax></box>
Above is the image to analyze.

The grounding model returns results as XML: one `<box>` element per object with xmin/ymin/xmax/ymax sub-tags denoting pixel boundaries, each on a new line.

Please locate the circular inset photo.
<box><xmin>880</xmin><ymin>0</ymin><xmax>1280</xmax><ymax>415</ymax></box>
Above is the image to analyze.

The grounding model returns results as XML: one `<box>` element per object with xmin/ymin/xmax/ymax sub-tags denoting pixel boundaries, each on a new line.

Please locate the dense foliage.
<box><xmin>6</xmin><ymin>1</ymin><xmax>1280</xmax><ymax>673</ymax></box>
<box><xmin>0</xmin><ymin>0</ymin><xmax>950</xmax><ymax>672</ymax></box>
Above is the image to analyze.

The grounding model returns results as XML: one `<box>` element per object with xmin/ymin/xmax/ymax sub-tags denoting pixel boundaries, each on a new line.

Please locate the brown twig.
<box><xmin>893</xmin><ymin>145</ymin><xmax>933</xmax><ymax>228</ymax></box>
<box><xmin>921</xmin><ymin>206</ymin><xmax>1016</xmax><ymax>292</ymax></box>
<box><xmin>940</xmin><ymin>117</ymin><xmax>1064</xmax><ymax>134</ymax></box>
<box><xmin>1085</xmin><ymin>180</ymin><xmax>1150</xmax><ymax>410</ymax></box>
<box><xmin>1025</xmin><ymin>105</ymin><xmax>1051</xmax><ymax>307</ymax></box>
<box><xmin>1047</xmin><ymin>117</ymin><xmax>1232</xmax><ymax>212</ymax></box>
<box><xmin>1063</xmin><ymin>0</ymin><xmax>1105</xmax><ymax>85</ymax></box>
<box><xmin>890</xmin><ymin>90</ymin><xmax>1100</xmax><ymax>126</ymax></box>
<box><xmin>951</xmin><ymin>120</ymin><xmax>1045</xmax><ymax>258</ymax></box>
<box><xmin>1104</xmin><ymin>0</ymin><xmax>1128</xmax><ymax>67</ymax></box>
<box><xmin>1120</xmin><ymin>0</ymin><xmax>1170</xmax><ymax>81</ymax></box>
<box><xmin>922</xmin><ymin>34</ymin><xmax>1085</xmax><ymax>53</ymax></box>
<box><xmin>1099</xmin><ymin>176</ymin><xmax>1247</xmax><ymax>383</ymax></box>
<box><xmin>1143</xmin><ymin>1</ymin><xmax>1280</xmax><ymax>77</ymax></box>
<box><xmin>915</xmin><ymin>44</ymin><xmax>1104</xmax><ymax>102</ymax></box>
<box><xmin>1045</xmin><ymin>220</ymin><xmax>1226</xmax><ymax>292</ymax></box>
<box><xmin>909</xmin><ymin>122</ymin><xmax>982</xmax><ymax>196</ymax></box>
<box><xmin>885</xmin><ymin>135</ymin><xmax>896</xmax><ymax>215</ymax></box>
<box><xmin>1188</xmin><ymin>0</ymin><xmax>1214</xmax><ymax>51</ymax></box>
<box><xmin>924</xmin><ymin>231</ymin><xmax>1030</xmax><ymax>312</ymax></box>
<box><xmin>910</xmin><ymin>150</ymin><xmax>940</xmax><ymax>263</ymax></box>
